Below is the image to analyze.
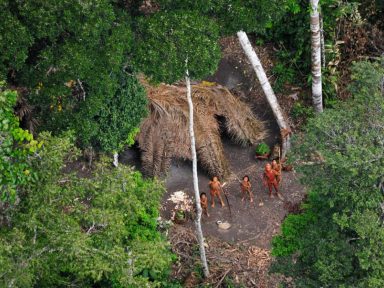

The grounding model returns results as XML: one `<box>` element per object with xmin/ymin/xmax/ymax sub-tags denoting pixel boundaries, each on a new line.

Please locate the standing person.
<box><xmin>209</xmin><ymin>176</ymin><xmax>225</xmax><ymax>208</ymax></box>
<box><xmin>240</xmin><ymin>175</ymin><xmax>254</xmax><ymax>203</ymax></box>
<box><xmin>263</xmin><ymin>163</ymin><xmax>283</xmax><ymax>199</ymax></box>
<box><xmin>272</xmin><ymin>159</ymin><xmax>282</xmax><ymax>185</ymax></box>
<box><xmin>200</xmin><ymin>192</ymin><xmax>210</xmax><ymax>217</ymax></box>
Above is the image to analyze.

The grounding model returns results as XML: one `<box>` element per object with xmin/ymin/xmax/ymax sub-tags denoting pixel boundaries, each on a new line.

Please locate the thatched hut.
<box><xmin>137</xmin><ymin>79</ymin><xmax>266</xmax><ymax>179</ymax></box>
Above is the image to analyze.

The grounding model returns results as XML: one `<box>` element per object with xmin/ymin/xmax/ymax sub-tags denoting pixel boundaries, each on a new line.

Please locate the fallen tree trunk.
<box><xmin>237</xmin><ymin>31</ymin><xmax>291</xmax><ymax>158</ymax></box>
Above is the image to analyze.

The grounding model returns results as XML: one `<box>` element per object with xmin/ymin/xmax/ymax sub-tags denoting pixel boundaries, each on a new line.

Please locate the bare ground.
<box><xmin>164</xmin><ymin>140</ymin><xmax>305</xmax><ymax>249</ymax></box>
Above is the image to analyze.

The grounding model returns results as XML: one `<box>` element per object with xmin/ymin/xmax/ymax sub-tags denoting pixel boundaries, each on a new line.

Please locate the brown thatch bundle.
<box><xmin>137</xmin><ymin>79</ymin><xmax>266</xmax><ymax>179</ymax></box>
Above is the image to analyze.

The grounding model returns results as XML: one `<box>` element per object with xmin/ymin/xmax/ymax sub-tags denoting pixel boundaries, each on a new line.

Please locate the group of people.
<box><xmin>199</xmin><ymin>159</ymin><xmax>283</xmax><ymax>217</ymax></box>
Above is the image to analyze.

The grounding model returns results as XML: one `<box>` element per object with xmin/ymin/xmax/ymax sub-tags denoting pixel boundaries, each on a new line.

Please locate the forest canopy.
<box><xmin>1</xmin><ymin>0</ymin><xmax>384</xmax><ymax>287</ymax></box>
<box><xmin>0</xmin><ymin>122</ymin><xmax>174</xmax><ymax>287</ymax></box>
<box><xmin>0</xmin><ymin>0</ymin><xmax>299</xmax><ymax>152</ymax></box>
<box><xmin>272</xmin><ymin>60</ymin><xmax>384</xmax><ymax>287</ymax></box>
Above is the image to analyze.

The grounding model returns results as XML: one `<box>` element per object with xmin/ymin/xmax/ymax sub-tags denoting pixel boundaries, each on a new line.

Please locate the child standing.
<box><xmin>200</xmin><ymin>192</ymin><xmax>209</xmax><ymax>217</ymax></box>
<box><xmin>209</xmin><ymin>176</ymin><xmax>225</xmax><ymax>208</ymax></box>
<box><xmin>240</xmin><ymin>175</ymin><xmax>253</xmax><ymax>203</ymax></box>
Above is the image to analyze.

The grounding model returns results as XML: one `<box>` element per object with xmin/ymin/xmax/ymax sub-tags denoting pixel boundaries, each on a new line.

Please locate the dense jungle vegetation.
<box><xmin>1</xmin><ymin>0</ymin><xmax>383</xmax><ymax>287</ymax></box>
<box><xmin>272</xmin><ymin>61</ymin><xmax>384</xmax><ymax>287</ymax></box>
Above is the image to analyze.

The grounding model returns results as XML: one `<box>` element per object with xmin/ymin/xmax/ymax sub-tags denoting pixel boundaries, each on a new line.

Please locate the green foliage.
<box><xmin>265</xmin><ymin>0</ymin><xmax>310</xmax><ymax>80</ymax></box>
<box><xmin>0</xmin><ymin>84</ymin><xmax>39</xmax><ymax>209</ymax></box>
<box><xmin>133</xmin><ymin>11</ymin><xmax>221</xmax><ymax>83</ymax></box>
<box><xmin>0</xmin><ymin>1</ymin><xmax>32</xmax><ymax>79</ymax></box>
<box><xmin>266</xmin><ymin>0</ymin><xmax>362</xmax><ymax>100</ymax></box>
<box><xmin>0</xmin><ymin>0</ymin><xmax>312</xmax><ymax>152</ymax></box>
<box><xmin>272</xmin><ymin>200</ymin><xmax>316</xmax><ymax>256</ymax></box>
<box><xmin>255</xmin><ymin>142</ymin><xmax>271</xmax><ymax>155</ymax></box>
<box><xmin>290</xmin><ymin>102</ymin><xmax>315</xmax><ymax>120</ymax></box>
<box><xmin>272</xmin><ymin>61</ymin><xmax>296</xmax><ymax>93</ymax></box>
<box><xmin>212</xmin><ymin>0</ymin><xmax>298</xmax><ymax>35</ymax></box>
<box><xmin>0</xmin><ymin>132</ymin><xmax>174</xmax><ymax>287</ymax></box>
<box><xmin>175</xmin><ymin>210</ymin><xmax>186</xmax><ymax>221</ymax></box>
<box><xmin>156</xmin><ymin>0</ymin><xmax>298</xmax><ymax>35</ymax></box>
<box><xmin>74</xmin><ymin>73</ymin><xmax>147</xmax><ymax>152</ymax></box>
<box><xmin>271</xmin><ymin>60</ymin><xmax>384</xmax><ymax>287</ymax></box>
<box><xmin>0</xmin><ymin>0</ymin><xmax>147</xmax><ymax>153</ymax></box>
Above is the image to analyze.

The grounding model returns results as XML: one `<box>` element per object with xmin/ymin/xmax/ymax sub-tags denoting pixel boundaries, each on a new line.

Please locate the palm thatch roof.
<box><xmin>137</xmin><ymin>78</ymin><xmax>266</xmax><ymax>179</ymax></box>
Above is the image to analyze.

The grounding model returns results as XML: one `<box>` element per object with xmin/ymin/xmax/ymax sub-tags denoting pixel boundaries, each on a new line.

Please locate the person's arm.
<box><xmin>262</xmin><ymin>173</ymin><xmax>267</xmax><ymax>186</ymax></box>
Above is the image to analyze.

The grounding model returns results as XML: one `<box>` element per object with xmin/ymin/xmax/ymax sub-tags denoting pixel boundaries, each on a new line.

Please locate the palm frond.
<box><xmin>137</xmin><ymin>78</ymin><xmax>266</xmax><ymax>179</ymax></box>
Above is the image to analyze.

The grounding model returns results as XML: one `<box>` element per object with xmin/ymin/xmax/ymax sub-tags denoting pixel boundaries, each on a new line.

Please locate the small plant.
<box><xmin>175</xmin><ymin>210</ymin><xmax>186</xmax><ymax>221</ymax></box>
<box><xmin>255</xmin><ymin>142</ymin><xmax>271</xmax><ymax>156</ymax></box>
<box><xmin>272</xmin><ymin>62</ymin><xmax>296</xmax><ymax>93</ymax></box>
<box><xmin>224</xmin><ymin>276</ymin><xmax>238</xmax><ymax>287</ymax></box>
<box><xmin>291</xmin><ymin>102</ymin><xmax>314</xmax><ymax>120</ymax></box>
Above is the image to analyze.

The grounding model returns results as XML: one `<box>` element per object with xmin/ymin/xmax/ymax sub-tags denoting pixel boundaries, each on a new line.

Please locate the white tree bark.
<box><xmin>113</xmin><ymin>152</ymin><xmax>119</xmax><ymax>167</ymax></box>
<box><xmin>237</xmin><ymin>31</ymin><xmax>291</xmax><ymax>158</ymax></box>
<box><xmin>311</xmin><ymin>0</ymin><xmax>323</xmax><ymax>113</ymax></box>
<box><xmin>320</xmin><ymin>14</ymin><xmax>326</xmax><ymax>69</ymax></box>
<box><xmin>185</xmin><ymin>68</ymin><xmax>210</xmax><ymax>277</ymax></box>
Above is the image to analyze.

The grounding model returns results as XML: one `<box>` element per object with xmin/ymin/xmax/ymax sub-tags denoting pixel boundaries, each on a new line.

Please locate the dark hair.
<box><xmin>243</xmin><ymin>175</ymin><xmax>250</xmax><ymax>181</ymax></box>
<box><xmin>200</xmin><ymin>192</ymin><xmax>207</xmax><ymax>197</ymax></box>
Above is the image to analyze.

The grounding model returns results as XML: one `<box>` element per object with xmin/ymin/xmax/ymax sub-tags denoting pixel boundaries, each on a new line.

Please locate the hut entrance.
<box><xmin>119</xmin><ymin>142</ymin><xmax>142</xmax><ymax>170</ymax></box>
<box><xmin>215</xmin><ymin>114</ymin><xmax>230</xmax><ymax>139</ymax></box>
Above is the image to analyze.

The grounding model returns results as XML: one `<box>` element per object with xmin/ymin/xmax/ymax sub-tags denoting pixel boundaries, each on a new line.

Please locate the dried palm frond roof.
<box><xmin>137</xmin><ymin>78</ymin><xmax>266</xmax><ymax>179</ymax></box>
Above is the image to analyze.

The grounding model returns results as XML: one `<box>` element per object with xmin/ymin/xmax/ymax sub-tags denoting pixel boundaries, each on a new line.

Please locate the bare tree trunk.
<box><xmin>237</xmin><ymin>31</ymin><xmax>291</xmax><ymax>159</ymax></box>
<box><xmin>320</xmin><ymin>14</ymin><xmax>325</xmax><ymax>69</ymax></box>
<box><xmin>311</xmin><ymin>0</ymin><xmax>323</xmax><ymax>113</ymax></box>
<box><xmin>185</xmin><ymin>68</ymin><xmax>210</xmax><ymax>277</ymax></box>
<box><xmin>113</xmin><ymin>152</ymin><xmax>119</xmax><ymax>167</ymax></box>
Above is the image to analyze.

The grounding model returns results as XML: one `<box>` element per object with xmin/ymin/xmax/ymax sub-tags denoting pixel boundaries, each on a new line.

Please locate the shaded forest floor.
<box><xmin>153</xmin><ymin>37</ymin><xmax>307</xmax><ymax>287</ymax></box>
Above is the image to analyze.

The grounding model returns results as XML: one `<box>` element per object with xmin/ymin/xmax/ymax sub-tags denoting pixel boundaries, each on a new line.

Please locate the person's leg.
<box><xmin>273</xmin><ymin>182</ymin><xmax>279</xmax><ymax>195</ymax></box>
<box><xmin>268</xmin><ymin>184</ymin><xmax>274</xmax><ymax>198</ymax></box>
<box><xmin>248</xmin><ymin>190</ymin><xmax>254</xmax><ymax>203</ymax></box>
<box><xmin>210</xmin><ymin>191</ymin><xmax>215</xmax><ymax>207</ymax></box>
<box><xmin>277</xmin><ymin>175</ymin><xmax>282</xmax><ymax>185</ymax></box>
<box><xmin>241</xmin><ymin>189</ymin><xmax>245</xmax><ymax>202</ymax></box>
<box><xmin>218</xmin><ymin>191</ymin><xmax>225</xmax><ymax>207</ymax></box>
<box><xmin>274</xmin><ymin>183</ymin><xmax>284</xmax><ymax>200</ymax></box>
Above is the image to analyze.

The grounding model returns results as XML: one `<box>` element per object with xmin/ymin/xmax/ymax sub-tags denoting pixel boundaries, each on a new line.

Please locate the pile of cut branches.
<box><xmin>169</xmin><ymin>226</ymin><xmax>285</xmax><ymax>288</ymax></box>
